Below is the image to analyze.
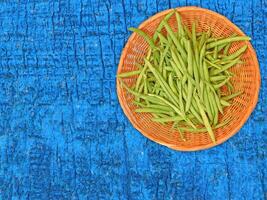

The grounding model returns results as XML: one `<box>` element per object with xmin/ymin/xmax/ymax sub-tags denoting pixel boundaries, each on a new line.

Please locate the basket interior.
<box><xmin>117</xmin><ymin>8</ymin><xmax>259</xmax><ymax>150</ymax></box>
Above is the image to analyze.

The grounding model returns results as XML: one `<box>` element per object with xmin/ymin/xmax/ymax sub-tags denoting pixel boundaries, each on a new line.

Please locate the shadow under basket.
<box><xmin>116</xmin><ymin>6</ymin><xmax>261</xmax><ymax>151</ymax></box>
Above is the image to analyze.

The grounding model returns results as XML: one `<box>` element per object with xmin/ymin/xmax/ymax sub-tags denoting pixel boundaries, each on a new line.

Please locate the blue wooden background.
<box><xmin>0</xmin><ymin>0</ymin><xmax>266</xmax><ymax>199</ymax></box>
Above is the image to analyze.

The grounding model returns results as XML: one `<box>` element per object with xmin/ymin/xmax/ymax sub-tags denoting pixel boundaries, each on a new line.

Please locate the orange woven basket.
<box><xmin>116</xmin><ymin>6</ymin><xmax>260</xmax><ymax>151</ymax></box>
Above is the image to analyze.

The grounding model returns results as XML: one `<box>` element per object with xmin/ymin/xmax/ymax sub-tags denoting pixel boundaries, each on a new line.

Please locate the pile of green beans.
<box><xmin>118</xmin><ymin>10</ymin><xmax>249</xmax><ymax>143</ymax></box>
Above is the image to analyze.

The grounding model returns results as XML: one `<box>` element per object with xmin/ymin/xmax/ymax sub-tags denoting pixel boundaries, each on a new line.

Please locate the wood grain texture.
<box><xmin>0</xmin><ymin>0</ymin><xmax>265</xmax><ymax>199</ymax></box>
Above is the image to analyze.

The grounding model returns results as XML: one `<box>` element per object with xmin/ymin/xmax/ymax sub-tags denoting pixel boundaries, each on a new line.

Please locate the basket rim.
<box><xmin>116</xmin><ymin>6</ymin><xmax>261</xmax><ymax>151</ymax></box>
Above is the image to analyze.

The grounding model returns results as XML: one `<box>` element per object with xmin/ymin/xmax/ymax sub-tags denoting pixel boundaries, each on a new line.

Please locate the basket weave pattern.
<box><xmin>116</xmin><ymin>7</ymin><xmax>260</xmax><ymax>151</ymax></box>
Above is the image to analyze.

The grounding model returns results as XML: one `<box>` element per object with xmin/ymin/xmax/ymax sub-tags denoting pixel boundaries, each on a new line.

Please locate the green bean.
<box><xmin>135</xmin><ymin>108</ymin><xmax>172</xmax><ymax>115</ymax></box>
<box><xmin>134</xmin><ymin>49</ymin><xmax>151</xmax><ymax>91</ymax></box>
<box><xmin>220</xmin><ymin>99</ymin><xmax>230</xmax><ymax>106</ymax></box>
<box><xmin>213</xmin><ymin>108</ymin><xmax>218</xmax><ymax>126</ymax></box>
<box><xmin>223</xmin><ymin>43</ymin><xmax>231</xmax><ymax>55</ymax></box>
<box><xmin>210</xmin><ymin>75</ymin><xmax>229</xmax><ymax>82</ymax></box>
<box><xmin>214</xmin><ymin>91</ymin><xmax>223</xmax><ymax>114</ymax></box>
<box><xmin>206</xmin><ymin>88</ymin><xmax>217</xmax><ymax>124</ymax></box>
<box><xmin>203</xmin><ymin>60</ymin><xmax>210</xmax><ymax>82</ymax></box>
<box><xmin>222</xmin><ymin>45</ymin><xmax>247</xmax><ymax>61</ymax></box>
<box><xmin>178</xmin><ymin>81</ymin><xmax>185</xmax><ymax>114</ymax></box>
<box><xmin>129</xmin><ymin>27</ymin><xmax>156</xmax><ymax>48</ymax></box>
<box><xmin>186</xmin><ymin>40</ymin><xmax>193</xmax><ymax>76</ymax></box>
<box><xmin>211</xmin><ymin>56</ymin><xmax>240</xmax><ymax>75</ymax></box>
<box><xmin>145</xmin><ymin>103</ymin><xmax>175</xmax><ymax>112</ymax></box>
<box><xmin>152</xmin><ymin>116</ymin><xmax>183</xmax><ymax>123</ymax></box>
<box><xmin>226</xmin><ymin>81</ymin><xmax>234</xmax><ymax>92</ymax></box>
<box><xmin>192</xmin><ymin>22</ymin><xmax>197</xmax><ymax>50</ymax></box>
<box><xmin>183</xmin><ymin>25</ymin><xmax>192</xmax><ymax>39</ymax></box>
<box><xmin>153</xmin><ymin>10</ymin><xmax>175</xmax><ymax>41</ymax></box>
<box><xmin>212</xmin><ymin>39</ymin><xmax>218</xmax><ymax>59</ymax></box>
<box><xmin>171</xmin><ymin>48</ymin><xmax>187</xmax><ymax>75</ymax></box>
<box><xmin>189</xmin><ymin>105</ymin><xmax>203</xmax><ymax>124</ymax></box>
<box><xmin>185</xmin><ymin>79</ymin><xmax>194</xmax><ymax>112</ymax></box>
<box><xmin>198</xmin><ymin>33</ymin><xmax>206</xmax><ymax>50</ymax></box>
<box><xmin>181</xmin><ymin>75</ymin><xmax>187</xmax><ymax>86</ymax></box>
<box><xmin>162</xmin><ymin>66</ymin><xmax>167</xmax><ymax>80</ymax></box>
<box><xmin>159</xmin><ymin>45</ymin><xmax>170</xmax><ymax>67</ymax></box>
<box><xmin>195</xmin><ymin>95</ymin><xmax>216</xmax><ymax>143</ymax></box>
<box><xmin>204</xmin><ymin>87</ymin><xmax>213</xmax><ymax>121</ymax></box>
<box><xmin>177</xmin><ymin>127</ymin><xmax>186</xmax><ymax>141</ymax></box>
<box><xmin>207</xmin><ymin>36</ymin><xmax>250</xmax><ymax>49</ymax></box>
<box><xmin>193</xmin><ymin>54</ymin><xmax>200</xmax><ymax>85</ymax></box>
<box><xmin>117</xmin><ymin>70</ymin><xmax>141</xmax><ymax>78</ymax></box>
<box><xmin>222</xmin><ymin>91</ymin><xmax>243</xmax><ymax>101</ymax></box>
<box><xmin>175</xmin><ymin>11</ymin><xmax>185</xmax><ymax>37</ymax></box>
<box><xmin>206</xmin><ymin>37</ymin><xmax>221</xmax><ymax>43</ymax></box>
<box><xmin>199</xmin><ymin>80</ymin><xmax>204</xmax><ymax>101</ymax></box>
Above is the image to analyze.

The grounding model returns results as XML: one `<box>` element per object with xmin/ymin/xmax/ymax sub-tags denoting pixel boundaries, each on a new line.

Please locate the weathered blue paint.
<box><xmin>0</xmin><ymin>0</ymin><xmax>266</xmax><ymax>199</ymax></box>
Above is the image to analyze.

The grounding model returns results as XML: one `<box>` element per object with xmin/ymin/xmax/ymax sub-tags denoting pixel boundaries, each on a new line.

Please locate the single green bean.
<box><xmin>117</xmin><ymin>70</ymin><xmax>141</xmax><ymax>78</ymax></box>
<box><xmin>223</xmin><ymin>43</ymin><xmax>231</xmax><ymax>55</ymax></box>
<box><xmin>220</xmin><ymin>99</ymin><xmax>230</xmax><ymax>106</ymax></box>
<box><xmin>185</xmin><ymin>79</ymin><xmax>194</xmax><ymax>112</ymax></box>
<box><xmin>226</xmin><ymin>81</ymin><xmax>234</xmax><ymax>92</ymax></box>
<box><xmin>175</xmin><ymin>11</ymin><xmax>185</xmax><ymax>37</ymax></box>
<box><xmin>211</xmin><ymin>56</ymin><xmax>240</xmax><ymax>75</ymax></box>
<box><xmin>186</xmin><ymin>40</ymin><xmax>193</xmax><ymax>76</ymax></box>
<box><xmin>152</xmin><ymin>116</ymin><xmax>183</xmax><ymax>122</ymax></box>
<box><xmin>135</xmin><ymin>108</ymin><xmax>173</xmax><ymax>115</ymax></box>
<box><xmin>153</xmin><ymin>10</ymin><xmax>175</xmax><ymax>41</ymax></box>
<box><xmin>195</xmin><ymin>95</ymin><xmax>216</xmax><ymax>143</ymax></box>
<box><xmin>183</xmin><ymin>25</ymin><xmax>192</xmax><ymax>39</ymax></box>
<box><xmin>222</xmin><ymin>91</ymin><xmax>243</xmax><ymax>101</ymax></box>
<box><xmin>207</xmin><ymin>36</ymin><xmax>250</xmax><ymax>49</ymax></box>
<box><xmin>178</xmin><ymin>81</ymin><xmax>185</xmax><ymax>114</ymax></box>
<box><xmin>203</xmin><ymin>60</ymin><xmax>210</xmax><ymax>82</ymax></box>
<box><xmin>213</xmin><ymin>108</ymin><xmax>218</xmax><ymax>126</ymax></box>
<box><xmin>129</xmin><ymin>27</ymin><xmax>156</xmax><ymax>48</ymax></box>
<box><xmin>222</xmin><ymin>45</ymin><xmax>247</xmax><ymax>61</ymax></box>
<box><xmin>192</xmin><ymin>22</ymin><xmax>197</xmax><ymax>50</ymax></box>
<box><xmin>203</xmin><ymin>86</ymin><xmax>213</xmax><ymax>121</ymax></box>
<box><xmin>210</xmin><ymin>75</ymin><xmax>229</xmax><ymax>82</ymax></box>
<box><xmin>213</xmin><ymin>41</ymin><xmax>218</xmax><ymax>59</ymax></box>
<box><xmin>198</xmin><ymin>33</ymin><xmax>206</xmax><ymax>50</ymax></box>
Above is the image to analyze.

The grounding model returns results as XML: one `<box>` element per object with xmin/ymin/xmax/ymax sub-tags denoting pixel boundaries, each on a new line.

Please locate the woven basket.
<box><xmin>116</xmin><ymin>6</ymin><xmax>260</xmax><ymax>151</ymax></box>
